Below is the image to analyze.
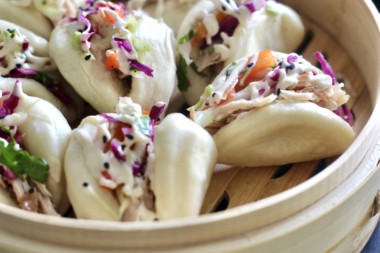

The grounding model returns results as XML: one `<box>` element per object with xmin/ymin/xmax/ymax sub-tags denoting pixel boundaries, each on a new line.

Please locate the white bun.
<box><xmin>65</xmin><ymin>111</ymin><xmax>217</xmax><ymax>220</ymax></box>
<box><xmin>152</xmin><ymin>113</ymin><xmax>217</xmax><ymax>219</ymax></box>
<box><xmin>0</xmin><ymin>1</ymin><xmax>52</xmax><ymax>39</ymax></box>
<box><xmin>50</xmin><ymin>13</ymin><xmax>176</xmax><ymax>113</ymax></box>
<box><xmin>13</xmin><ymin>83</ymin><xmax>72</xmax><ymax>213</ymax></box>
<box><xmin>213</xmin><ymin>101</ymin><xmax>355</xmax><ymax>167</ymax></box>
<box><xmin>64</xmin><ymin>115</ymin><xmax>122</xmax><ymax>220</ymax></box>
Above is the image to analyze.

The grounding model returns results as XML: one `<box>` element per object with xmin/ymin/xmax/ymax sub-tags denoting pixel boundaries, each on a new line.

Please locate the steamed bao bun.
<box><xmin>0</xmin><ymin>0</ymin><xmax>52</xmax><ymax>39</ymax></box>
<box><xmin>191</xmin><ymin>50</ymin><xmax>355</xmax><ymax>167</ymax></box>
<box><xmin>0</xmin><ymin>0</ymin><xmax>86</xmax><ymax>39</ymax></box>
<box><xmin>0</xmin><ymin>20</ymin><xmax>85</xmax><ymax>123</ymax></box>
<box><xmin>50</xmin><ymin>1</ymin><xmax>177</xmax><ymax>113</ymax></box>
<box><xmin>0</xmin><ymin>81</ymin><xmax>72</xmax><ymax>214</ymax></box>
<box><xmin>176</xmin><ymin>0</ymin><xmax>305</xmax><ymax>106</ymax></box>
<box><xmin>64</xmin><ymin>97</ymin><xmax>217</xmax><ymax>221</ymax></box>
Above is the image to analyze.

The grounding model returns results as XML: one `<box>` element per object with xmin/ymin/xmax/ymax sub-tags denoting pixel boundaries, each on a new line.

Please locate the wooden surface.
<box><xmin>0</xmin><ymin>0</ymin><xmax>379</xmax><ymax>252</ymax></box>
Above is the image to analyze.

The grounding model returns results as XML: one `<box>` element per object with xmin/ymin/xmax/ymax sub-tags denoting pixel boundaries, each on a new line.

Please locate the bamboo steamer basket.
<box><xmin>1</xmin><ymin>0</ymin><xmax>380</xmax><ymax>252</ymax></box>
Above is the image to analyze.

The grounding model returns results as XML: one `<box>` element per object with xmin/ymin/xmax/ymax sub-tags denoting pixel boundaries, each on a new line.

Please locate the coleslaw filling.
<box><xmin>0</xmin><ymin>81</ymin><xmax>56</xmax><ymax>215</ymax></box>
<box><xmin>81</xmin><ymin>98</ymin><xmax>165</xmax><ymax>220</ymax></box>
<box><xmin>0</xmin><ymin>28</ymin><xmax>55</xmax><ymax>76</ymax></box>
<box><xmin>191</xmin><ymin>51</ymin><xmax>353</xmax><ymax>130</ymax></box>
<box><xmin>68</xmin><ymin>0</ymin><xmax>154</xmax><ymax>78</ymax></box>
<box><xmin>177</xmin><ymin>0</ymin><xmax>273</xmax><ymax>91</ymax></box>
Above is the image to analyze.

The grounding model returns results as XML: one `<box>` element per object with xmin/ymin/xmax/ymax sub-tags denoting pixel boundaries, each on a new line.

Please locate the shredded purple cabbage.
<box><xmin>218</xmin><ymin>15</ymin><xmax>239</xmax><ymax>37</ymax></box>
<box><xmin>148</xmin><ymin>103</ymin><xmax>166</xmax><ymax>140</ymax></box>
<box><xmin>110</xmin><ymin>141</ymin><xmax>126</xmax><ymax>161</ymax></box>
<box><xmin>314</xmin><ymin>51</ymin><xmax>336</xmax><ymax>85</ymax></box>
<box><xmin>114</xmin><ymin>38</ymin><xmax>132</xmax><ymax>52</ymax></box>
<box><xmin>132</xmin><ymin>162</ymin><xmax>142</xmax><ymax>176</ymax></box>
<box><xmin>0</xmin><ymin>165</ymin><xmax>18</xmax><ymax>180</ymax></box>
<box><xmin>333</xmin><ymin>104</ymin><xmax>354</xmax><ymax>127</ymax></box>
<box><xmin>287</xmin><ymin>55</ymin><xmax>298</xmax><ymax>64</ymax></box>
<box><xmin>6</xmin><ymin>68</ymin><xmax>38</xmax><ymax>78</ymax></box>
<box><xmin>2</xmin><ymin>82</ymin><xmax>20</xmax><ymax>115</ymax></box>
<box><xmin>22</xmin><ymin>38</ymin><xmax>29</xmax><ymax>51</ymax></box>
<box><xmin>243</xmin><ymin>2</ymin><xmax>256</xmax><ymax>13</ymax></box>
<box><xmin>46</xmin><ymin>87</ymin><xmax>70</xmax><ymax>105</ymax></box>
<box><xmin>243</xmin><ymin>0</ymin><xmax>267</xmax><ymax>13</ymax></box>
<box><xmin>100</xmin><ymin>113</ymin><xmax>123</xmax><ymax>123</ymax></box>
<box><xmin>130</xmin><ymin>60</ymin><xmax>154</xmax><ymax>77</ymax></box>
<box><xmin>258</xmin><ymin>88</ymin><xmax>265</xmax><ymax>95</ymax></box>
<box><xmin>270</xmin><ymin>68</ymin><xmax>280</xmax><ymax>82</ymax></box>
<box><xmin>200</xmin><ymin>15</ymin><xmax>240</xmax><ymax>50</ymax></box>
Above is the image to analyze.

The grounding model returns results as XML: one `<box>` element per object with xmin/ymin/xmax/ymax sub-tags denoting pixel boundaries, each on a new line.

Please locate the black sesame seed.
<box><xmin>277</xmin><ymin>89</ymin><xmax>281</xmax><ymax>96</ymax></box>
<box><xmin>104</xmin><ymin>162</ymin><xmax>110</xmax><ymax>169</ymax></box>
<box><xmin>28</xmin><ymin>188</ymin><xmax>35</xmax><ymax>194</ymax></box>
<box><xmin>110</xmin><ymin>6</ymin><xmax>115</xmax><ymax>10</ymax></box>
<box><xmin>0</xmin><ymin>115</ymin><xmax>6</xmax><ymax>119</ymax></box>
<box><xmin>286</xmin><ymin>63</ymin><xmax>295</xmax><ymax>70</ymax></box>
<box><xmin>247</xmin><ymin>62</ymin><xmax>254</xmax><ymax>68</ymax></box>
<box><xmin>222</xmin><ymin>5</ymin><xmax>226</xmax><ymax>11</ymax></box>
<box><xmin>226</xmin><ymin>0</ymin><xmax>230</xmax><ymax>2</ymax></box>
<box><xmin>234</xmin><ymin>1</ymin><xmax>239</xmax><ymax>7</ymax></box>
<box><xmin>84</xmin><ymin>55</ymin><xmax>91</xmax><ymax>60</ymax></box>
<box><xmin>102</xmin><ymin>135</ymin><xmax>107</xmax><ymax>143</ymax></box>
<box><xmin>212</xmin><ymin>92</ymin><xmax>216</xmax><ymax>97</ymax></box>
<box><xmin>121</xmin><ymin>144</ymin><xmax>126</xmax><ymax>150</ymax></box>
<box><xmin>83</xmin><ymin>182</ymin><xmax>88</xmax><ymax>187</ymax></box>
<box><xmin>126</xmin><ymin>134</ymin><xmax>134</xmax><ymax>140</ymax></box>
<box><xmin>16</xmin><ymin>63</ymin><xmax>21</xmax><ymax>68</ymax></box>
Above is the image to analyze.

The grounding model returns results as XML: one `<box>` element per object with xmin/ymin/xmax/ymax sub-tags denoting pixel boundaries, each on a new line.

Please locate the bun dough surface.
<box><xmin>152</xmin><ymin>113</ymin><xmax>217</xmax><ymax>219</ymax></box>
<box><xmin>0</xmin><ymin>0</ymin><xmax>52</xmax><ymax>39</ymax></box>
<box><xmin>0</xmin><ymin>82</ymin><xmax>71</xmax><ymax>213</ymax></box>
<box><xmin>214</xmin><ymin>101</ymin><xmax>355</xmax><ymax>166</ymax></box>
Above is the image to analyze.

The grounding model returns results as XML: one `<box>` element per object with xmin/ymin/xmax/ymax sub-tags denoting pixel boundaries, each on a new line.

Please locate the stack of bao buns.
<box><xmin>0</xmin><ymin>0</ymin><xmax>355</xmax><ymax>221</ymax></box>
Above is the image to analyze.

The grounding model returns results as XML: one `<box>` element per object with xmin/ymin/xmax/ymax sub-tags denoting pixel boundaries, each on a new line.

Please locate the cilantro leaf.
<box><xmin>177</xmin><ymin>55</ymin><xmax>190</xmax><ymax>91</ymax></box>
<box><xmin>30</xmin><ymin>72</ymin><xmax>54</xmax><ymax>87</ymax></box>
<box><xmin>0</xmin><ymin>126</ymin><xmax>49</xmax><ymax>183</ymax></box>
<box><xmin>190</xmin><ymin>62</ymin><xmax>207</xmax><ymax>77</ymax></box>
<box><xmin>178</xmin><ymin>29</ymin><xmax>194</xmax><ymax>45</ymax></box>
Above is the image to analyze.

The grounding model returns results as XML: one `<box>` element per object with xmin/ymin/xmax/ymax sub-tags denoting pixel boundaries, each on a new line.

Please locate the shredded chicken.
<box><xmin>0</xmin><ymin>173</ymin><xmax>59</xmax><ymax>216</ymax></box>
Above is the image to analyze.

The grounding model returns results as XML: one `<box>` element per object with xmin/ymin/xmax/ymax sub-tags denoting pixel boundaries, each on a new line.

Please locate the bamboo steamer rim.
<box><xmin>0</xmin><ymin>0</ymin><xmax>380</xmax><ymax>242</ymax></box>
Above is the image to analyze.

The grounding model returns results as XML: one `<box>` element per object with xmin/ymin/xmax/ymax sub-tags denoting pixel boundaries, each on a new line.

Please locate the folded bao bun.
<box><xmin>191</xmin><ymin>50</ymin><xmax>355</xmax><ymax>167</ymax></box>
<box><xmin>50</xmin><ymin>1</ymin><xmax>177</xmax><ymax>113</ymax></box>
<box><xmin>0</xmin><ymin>20</ymin><xmax>85</xmax><ymax>123</ymax></box>
<box><xmin>64</xmin><ymin>98</ymin><xmax>217</xmax><ymax>221</ymax></box>
<box><xmin>126</xmin><ymin>0</ymin><xmax>200</xmax><ymax>35</ymax></box>
<box><xmin>0</xmin><ymin>1</ymin><xmax>52</xmax><ymax>39</ymax></box>
<box><xmin>0</xmin><ymin>81</ymin><xmax>71</xmax><ymax>214</ymax></box>
<box><xmin>0</xmin><ymin>0</ymin><xmax>86</xmax><ymax>38</ymax></box>
<box><xmin>177</xmin><ymin>0</ymin><xmax>305</xmax><ymax>106</ymax></box>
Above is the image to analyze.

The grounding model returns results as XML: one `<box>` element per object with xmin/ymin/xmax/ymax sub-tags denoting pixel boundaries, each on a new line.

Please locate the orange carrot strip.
<box><xmin>236</xmin><ymin>50</ymin><xmax>277</xmax><ymax>91</ymax></box>
<box><xmin>106</xmin><ymin>51</ymin><xmax>120</xmax><ymax>70</ymax></box>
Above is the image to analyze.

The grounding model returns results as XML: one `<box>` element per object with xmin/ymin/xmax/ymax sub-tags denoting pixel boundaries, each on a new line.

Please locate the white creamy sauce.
<box><xmin>76</xmin><ymin>99</ymin><xmax>155</xmax><ymax>220</ymax></box>
<box><xmin>0</xmin><ymin>28</ymin><xmax>54</xmax><ymax>75</ymax></box>
<box><xmin>194</xmin><ymin>52</ymin><xmax>348</xmax><ymax>128</ymax></box>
